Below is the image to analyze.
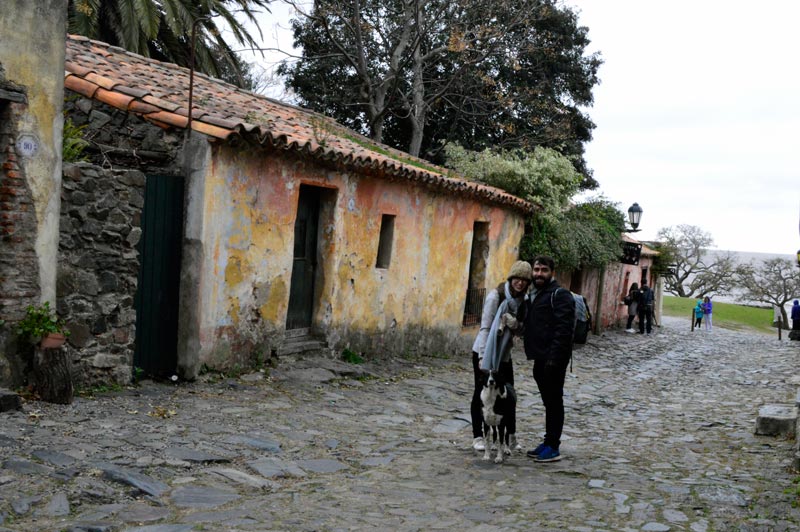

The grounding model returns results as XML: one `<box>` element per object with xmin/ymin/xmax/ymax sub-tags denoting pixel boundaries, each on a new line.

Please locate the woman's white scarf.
<box><xmin>480</xmin><ymin>282</ymin><xmax>519</xmax><ymax>372</ymax></box>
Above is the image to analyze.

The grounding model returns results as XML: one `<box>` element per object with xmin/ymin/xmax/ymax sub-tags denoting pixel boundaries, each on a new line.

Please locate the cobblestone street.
<box><xmin>2</xmin><ymin>316</ymin><xmax>800</xmax><ymax>531</ymax></box>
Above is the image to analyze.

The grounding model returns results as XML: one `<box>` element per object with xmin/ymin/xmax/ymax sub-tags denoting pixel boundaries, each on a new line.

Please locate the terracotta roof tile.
<box><xmin>94</xmin><ymin>87</ymin><xmax>134</xmax><ymax>109</ymax></box>
<box><xmin>64</xmin><ymin>34</ymin><xmax>534</xmax><ymax>213</ymax></box>
<box><xmin>115</xmin><ymin>85</ymin><xmax>151</xmax><ymax>99</ymax></box>
<box><xmin>190</xmin><ymin>120</ymin><xmax>234</xmax><ymax>140</ymax></box>
<box><xmin>146</xmin><ymin>110</ymin><xmax>188</xmax><ymax>129</ymax></box>
<box><xmin>65</xmin><ymin>61</ymin><xmax>93</xmax><ymax>78</ymax></box>
<box><xmin>64</xmin><ymin>74</ymin><xmax>99</xmax><ymax>99</ymax></box>
<box><xmin>84</xmin><ymin>72</ymin><xmax>118</xmax><ymax>90</ymax></box>
<box><xmin>127</xmin><ymin>99</ymin><xmax>160</xmax><ymax>114</ymax></box>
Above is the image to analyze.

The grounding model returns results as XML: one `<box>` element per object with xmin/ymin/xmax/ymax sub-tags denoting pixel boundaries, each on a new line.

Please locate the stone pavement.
<box><xmin>2</xmin><ymin>317</ymin><xmax>800</xmax><ymax>531</ymax></box>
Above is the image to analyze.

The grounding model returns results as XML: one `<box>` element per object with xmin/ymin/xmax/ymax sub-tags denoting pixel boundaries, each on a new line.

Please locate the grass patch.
<box><xmin>76</xmin><ymin>382</ymin><xmax>124</xmax><ymax>398</ymax></box>
<box><xmin>661</xmin><ymin>295</ymin><xmax>778</xmax><ymax>336</ymax></box>
<box><xmin>341</xmin><ymin>348</ymin><xmax>364</xmax><ymax>364</ymax></box>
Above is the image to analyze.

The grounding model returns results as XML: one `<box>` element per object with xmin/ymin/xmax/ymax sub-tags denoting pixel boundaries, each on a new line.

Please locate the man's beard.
<box><xmin>533</xmin><ymin>276</ymin><xmax>549</xmax><ymax>287</ymax></box>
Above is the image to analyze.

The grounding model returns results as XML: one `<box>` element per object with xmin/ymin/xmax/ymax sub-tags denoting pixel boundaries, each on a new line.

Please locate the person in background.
<box><xmin>624</xmin><ymin>282</ymin><xmax>639</xmax><ymax>333</ymax></box>
<box><xmin>638</xmin><ymin>281</ymin><xmax>655</xmax><ymax>335</ymax></box>
<box><xmin>790</xmin><ymin>300</ymin><xmax>800</xmax><ymax>341</ymax></box>
<box><xmin>702</xmin><ymin>296</ymin><xmax>713</xmax><ymax>331</ymax></box>
<box><xmin>694</xmin><ymin>299</ymin><xmax>704</xmax><ymax>330</ymax></box>
<box><xmin>469</xmin><ymin>260</ymin><xmax>532</xmax><ymax>452</ymax></box>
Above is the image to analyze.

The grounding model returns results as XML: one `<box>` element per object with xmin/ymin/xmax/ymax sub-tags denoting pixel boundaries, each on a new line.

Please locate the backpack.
<box><xmin>551</xmin><ymin>288</ymin><xmax>592</xmax><ymax>346</ymax></box>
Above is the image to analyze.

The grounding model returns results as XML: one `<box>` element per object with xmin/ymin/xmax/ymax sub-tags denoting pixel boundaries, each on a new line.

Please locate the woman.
<box><xmin>702</xmin><ymin>296</ymin><xmax>713</xmax><ymax>331</ymax></box>
<box><xmin>624</xmin><ymin>283</ymin><xmax>639</xmax><ymax>332</ymax></box>
<box><xmin>470</xmin><ymin>260</ymin><xmax>531</xmax><ymax>452</ymax></box>
<box><xmin>791</xmin><ymin>300</ymin><xmax>800</xmax><ymax>331</ymax></box>
<box><xmin>694</xmin><ymin>299</ymin><xmax>704</xmax><ymax>329</ymax></box>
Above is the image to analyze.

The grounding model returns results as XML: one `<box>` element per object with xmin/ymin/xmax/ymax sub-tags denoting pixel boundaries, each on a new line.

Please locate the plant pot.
<box><xmin>40</xmin><ymin>332</ymin><xmax>67</xmax><ymax>349</ymax></box>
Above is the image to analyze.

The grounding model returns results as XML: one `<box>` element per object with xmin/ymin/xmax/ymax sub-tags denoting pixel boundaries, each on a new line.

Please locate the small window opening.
<box><xmin>375</xmin><ymin>214</ymin><xmax>396</xmax><ymax>269</ymax></box>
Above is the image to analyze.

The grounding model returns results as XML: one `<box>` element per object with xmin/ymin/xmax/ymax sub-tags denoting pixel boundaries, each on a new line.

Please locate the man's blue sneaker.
<box><xmin>533</xmin><ymin>446</ymin><xmax>561</xmax><ymax>462</ymax></box>
<box><xmin>526</xmin><ymin>443</ymin><xmax>547</xmax><ymax>458</ymax></box>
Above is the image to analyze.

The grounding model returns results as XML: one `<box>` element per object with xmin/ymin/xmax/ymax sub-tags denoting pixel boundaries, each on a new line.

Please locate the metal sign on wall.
<box><xmin>621</xmin><ymin>242</ymin><xmax>643</xmax><ymax>265</ymax></box>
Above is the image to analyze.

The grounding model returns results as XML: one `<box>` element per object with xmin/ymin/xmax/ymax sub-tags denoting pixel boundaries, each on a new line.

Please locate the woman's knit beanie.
<box><xmin>507</xmin><ymin>260</ymin><xmax>533</xmax><ymax>281</ymax></box>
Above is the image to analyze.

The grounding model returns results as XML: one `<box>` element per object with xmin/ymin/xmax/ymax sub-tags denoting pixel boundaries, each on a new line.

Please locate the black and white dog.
<box><xmin>480</xmin><ymin>370</ymin><xmax>516</xmax><ymax>463</ymax></box>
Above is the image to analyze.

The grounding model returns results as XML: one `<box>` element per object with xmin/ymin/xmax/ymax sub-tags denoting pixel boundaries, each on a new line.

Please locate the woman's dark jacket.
<box><xmin>523</xmin><ymin>279</ymin><xmax>575</xmax><ymax>363</ymax></box>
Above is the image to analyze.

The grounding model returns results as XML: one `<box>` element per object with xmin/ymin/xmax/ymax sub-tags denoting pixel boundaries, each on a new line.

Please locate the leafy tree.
<box><xmin>68</xmin><ymin>0</ymin><xmax>270</xmax><ymax>88</ymax></box>
<box><xmin>279</xmin><ymin>0</ymin><xmax>601</xmax><ymax>186</ymax></box>
<box><xmin>522</xmin><ymin>197</ymin><xmax>626</xmax><ymax>272</ymax></box>
<box><xmin>444</xmin><ymin>144</ymin><xmax>623</xmax><ymax>271</ymax></box>
<box><xmin>736</xmin><ymin>258</ymin><xmax>800</xmax><ymax>328</ymax></box>
<box><xmin>656</xmin><ymin>224</ymin><xmax>744</xmax><ymax>298</ymax></box>
<box><xmin>443</xmin><ymin>143</ymin><xmax>583</xmax><ymax>217</ymax></box>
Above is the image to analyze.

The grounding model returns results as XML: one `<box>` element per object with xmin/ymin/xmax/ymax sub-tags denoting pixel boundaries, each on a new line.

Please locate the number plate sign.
<box><xmin>16</xmin><ymin>134</ymin><xmax>40</xmax><ymax>158</ymax></box>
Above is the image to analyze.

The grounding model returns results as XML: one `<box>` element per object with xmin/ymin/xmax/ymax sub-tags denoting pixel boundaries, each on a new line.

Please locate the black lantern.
<box><xmin>627</xmin><ymin>203</ymin><xmax>643</xmax><ymax>232</ymax></box>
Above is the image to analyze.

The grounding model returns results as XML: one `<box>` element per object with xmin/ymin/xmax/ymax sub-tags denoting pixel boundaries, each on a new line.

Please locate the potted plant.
<box><xmin>17</xmin><ymin>301</ymin><xmax>70</xmax><ymax>349</ymax></box>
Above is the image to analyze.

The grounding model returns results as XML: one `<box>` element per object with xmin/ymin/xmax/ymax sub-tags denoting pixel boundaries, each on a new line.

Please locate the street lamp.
<box><xmin>626</xmin><ymin>202</ymin><xmax>643</xmax><ymax>233</ymax></box>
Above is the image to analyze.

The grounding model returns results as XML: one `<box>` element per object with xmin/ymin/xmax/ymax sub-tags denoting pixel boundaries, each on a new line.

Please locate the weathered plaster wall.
<box><xmin>0</xmin><ymin>0</ymin><xmax>67</xmax><ymax>306</ymax></box>
<box><xmin>189</xmin><ymin>146</ymin><xmax>525</xmax><ymax>371</ymax></box>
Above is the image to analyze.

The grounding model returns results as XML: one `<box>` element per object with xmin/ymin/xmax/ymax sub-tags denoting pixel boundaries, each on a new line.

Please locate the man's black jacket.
<box><xmin>523</xmin><ymin>280</ymin><xmax>576</xmax><ymax>362</ymax></box>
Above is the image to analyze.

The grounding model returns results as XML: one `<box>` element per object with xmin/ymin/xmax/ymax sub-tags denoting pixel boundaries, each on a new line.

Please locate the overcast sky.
<box><xmin>238</xmin><ymin>0</ymin><xmax>800</xmax><ymax>255</ymax></box>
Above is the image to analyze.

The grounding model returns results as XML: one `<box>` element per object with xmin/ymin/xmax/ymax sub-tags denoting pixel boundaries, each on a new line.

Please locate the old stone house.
<box><xmin>562</xmin><ymin>235</ymin><xmax>660</xmax><ymax>331</ymax></box>
<box><xmin>29</xmin><ymin>34</ymin><xmax>533</xmax><ymax>386</ymax></box>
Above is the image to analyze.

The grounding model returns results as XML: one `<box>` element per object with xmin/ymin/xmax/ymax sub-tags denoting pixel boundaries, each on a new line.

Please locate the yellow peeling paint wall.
<box><xmin>0</xmin><ymin>0</ymin><xmax>67</xmax><ymax>304</ymax></box>
<box><xmin>195</xmin><ymin>145</ymin><xmax>525</xmax><ymax>366</ymax></box>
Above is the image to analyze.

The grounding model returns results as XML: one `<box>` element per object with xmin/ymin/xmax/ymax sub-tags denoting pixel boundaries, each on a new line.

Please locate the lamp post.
<box><xmin>626</xmin><ymin>202</ymin><xmax>643</xmax><ymax>233</ymax></box>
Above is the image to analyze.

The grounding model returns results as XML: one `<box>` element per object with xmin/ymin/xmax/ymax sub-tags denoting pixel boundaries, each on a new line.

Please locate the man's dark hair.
<box><xmin>532</xmin><ymin>255</ymin><xmax>555</xmax><ymax>270</ymax></box>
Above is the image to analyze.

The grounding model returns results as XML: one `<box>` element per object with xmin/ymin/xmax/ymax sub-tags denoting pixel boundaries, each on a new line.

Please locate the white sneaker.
<box><xmin>472</xmin><ymin>437</ymin><xmax>485</xmax><ymax>451</ymax></box>
<box><xmin>509</xmin><ymin>434</ymin><xmax>522</xmax><ymax>452</ymax></box>
<box><xmin>625</xmin><ymin>328</ymin><xmax>635</xmax><ymax>333</ymax></box>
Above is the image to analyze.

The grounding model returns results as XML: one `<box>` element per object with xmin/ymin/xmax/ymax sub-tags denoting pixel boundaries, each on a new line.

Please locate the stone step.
<box><xmin>278</xmin><ymin>330</ymin><xmax>329</xmax><ymax>357</ymax></box>
<box><xmin>755</xmin><ymin>404</ymin><xmax>797</xmax><ymax>436</ymax></box>
<box><xmin>285</xmin><ymin>327</ymin><xmax>310</xmax><ymax>339</ymax></box>
<box><xmin>0</xmin><ymin>388</ymin><xmax>22</xmax><ymax>412</ymax></box>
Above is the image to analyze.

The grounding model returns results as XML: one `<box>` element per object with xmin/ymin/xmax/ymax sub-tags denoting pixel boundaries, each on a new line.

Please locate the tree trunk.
<box><xmin>33</xmin><ymin>346</ymin><xmax>73</xmax><ymax>404</ymax></box>
<box><xmin>408</xmin><ymin>36</ymin><xmax>425</xmax><ymax>157</ymax></box>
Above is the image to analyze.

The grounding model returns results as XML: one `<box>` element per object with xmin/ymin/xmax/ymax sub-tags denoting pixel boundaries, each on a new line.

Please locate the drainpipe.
<box><xmin>594</xmin><ymin>265</ymin><xmax>605</xmax><ymax>335</ymax></box>
<box><xmin>186</xmin><ymin>16</ymin><xmax>210</xmax><ymax>137</ymax></box>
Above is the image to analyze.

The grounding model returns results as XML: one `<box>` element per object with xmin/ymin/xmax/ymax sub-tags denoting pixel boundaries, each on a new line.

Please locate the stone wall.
<box><xmin>0</xmin><ymin>74</ymin><xmax>39</xmax><ymax>386</ymax></box>
<box><xmin>58</xmin><ymin>163</ymin><xmax>145</xmax><ymax>386</ymax></box>
<box><xmin>65</xmin><ymin>93</ymin><xmax>184</xmax><ymax>175</ymax></box>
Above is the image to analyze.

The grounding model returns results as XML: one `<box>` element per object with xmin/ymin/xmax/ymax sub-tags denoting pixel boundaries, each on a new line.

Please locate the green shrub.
<box><xmin>63</xmin><ymin>116</ymin><xmax>89</xmax><ymax>163</ymax></box>
<box><xmin>16</xmin><ymin>301</ymin><xmax>69</xmax><ymax>343</ymax></box>
<box><xmin>342</xmin><ymin>348</ymin><xmax>364</xmax><ymax>364</ymax></box>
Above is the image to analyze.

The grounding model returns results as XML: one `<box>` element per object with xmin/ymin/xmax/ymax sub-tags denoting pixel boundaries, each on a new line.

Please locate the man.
<box><xmin>638</xmin><ymin>281</ymin><xmax>655</xmax><ymax>335</ymax></box>
<box><xmin>523</xmin><ymin>255</ymin><xmax>575</xmax><ymax>463</ymax></box>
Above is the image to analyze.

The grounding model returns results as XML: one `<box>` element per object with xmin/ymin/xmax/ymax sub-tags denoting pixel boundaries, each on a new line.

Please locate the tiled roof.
<box><xmin>64</xmin><ymin>35</ymin><xmax>534</xmax><ymax>214</ymax></box>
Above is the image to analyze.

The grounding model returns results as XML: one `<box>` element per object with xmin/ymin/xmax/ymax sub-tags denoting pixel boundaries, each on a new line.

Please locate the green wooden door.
<box><xmin>134</xmin><ymin>174</ymin><xmax>184</xmax><ymax>377</ymax></box>
<box><xmin>286</xmin><ymin>186</ymin><xmax>320</xmax><ymax>330</ymax></box>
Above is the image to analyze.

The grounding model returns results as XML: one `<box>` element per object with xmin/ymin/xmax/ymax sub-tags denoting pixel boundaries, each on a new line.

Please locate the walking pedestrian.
<box><xmin>523</xmin><ymin>255</ymin><xmax>575</xmax><ymax>463</ymax></box>
<box><xmin>694</xmin><ymin>299</ymin><xmax>704</xmax><ymax>330</ymax></box>
<box><xmin>638</xmin><ymin>282</ymin><xmax>655</xmax><ymax>335</ymax></box>
<box><xmin>623</xmin><ymin>282</ymin><xmax>639</xmax><ymax>332</ymax></box>
<box><xmin>469</xmin><ymin>260</ymin><xmax>532</xmax><ymax>452</ymax></box>
<box><xmin>702</xmin><ymin>296</ymin><xmax>713</xmax><ymax>331</ymax></box>
<box><xmin>790</xmin><ymin>300</ymin><xmax>800</xmax><ymax>341</ymax></box>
